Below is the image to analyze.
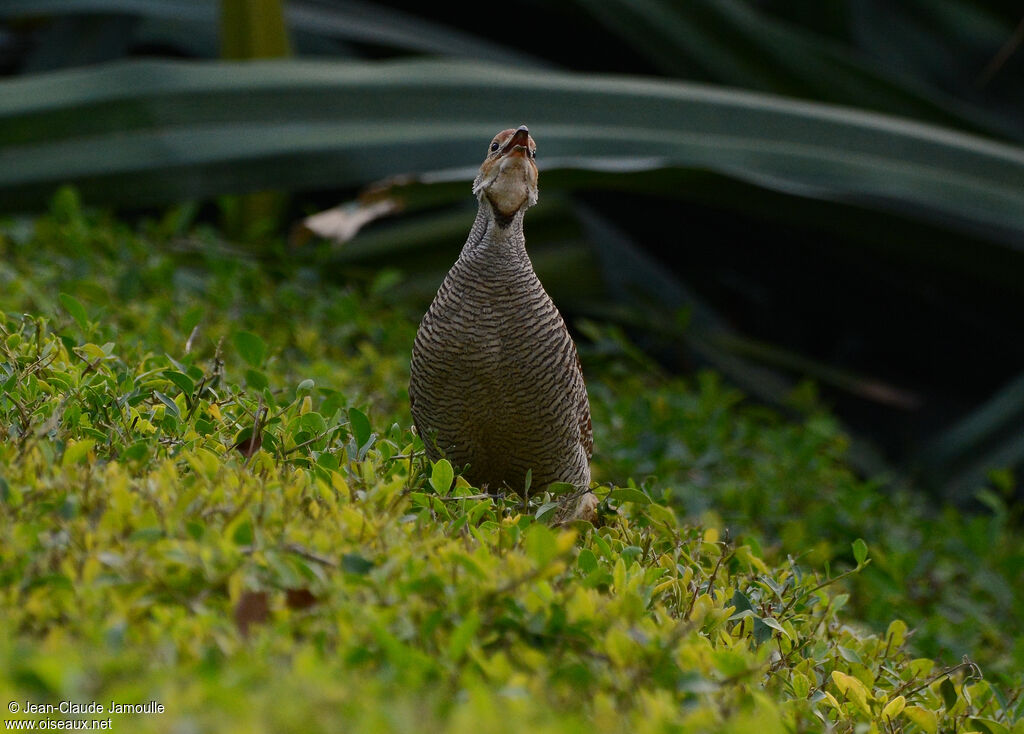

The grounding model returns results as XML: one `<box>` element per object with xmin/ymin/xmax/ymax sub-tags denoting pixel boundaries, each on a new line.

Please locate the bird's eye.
<box><xmin>490</xmin><ymin>141</ymin><xmax>500</xmax><ymax>152</ymax></box>
<box><xmin>530</xmin><ymin>149</ymin><xmax>536</xmax><ymax>159</ymax></box>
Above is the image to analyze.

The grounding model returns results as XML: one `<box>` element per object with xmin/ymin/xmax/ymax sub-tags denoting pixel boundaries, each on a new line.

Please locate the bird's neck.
<box><xmin>459</xmin><ymin>200</ymin><xmax>530</xmax><ymax>267</ymax></box>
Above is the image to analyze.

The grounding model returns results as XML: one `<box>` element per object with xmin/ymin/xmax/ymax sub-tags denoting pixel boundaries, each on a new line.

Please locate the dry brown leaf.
<box><xmin>285</xmin><ymin>588</ymin><xmax>318</xmax><ymax>610</ymax></box>
<box><xmin>234</xmin><ymin>590</ymin><xmax>269</xmax><ymax>636</ymax></box>
<box><xmin>292</xmin><ymin>198</ymin><xmax>399</xmax><ymax>246</ymax></box>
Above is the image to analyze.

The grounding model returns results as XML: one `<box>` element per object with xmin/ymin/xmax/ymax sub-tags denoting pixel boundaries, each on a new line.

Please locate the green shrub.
<box><xmin>1</xmin><ymin>192</ymin><xmax>1021</xmax><ymax>731</ymax></box>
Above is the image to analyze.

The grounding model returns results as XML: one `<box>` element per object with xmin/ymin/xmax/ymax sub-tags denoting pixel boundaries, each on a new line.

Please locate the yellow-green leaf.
<box><xmin>524</xmin><ymin>523</ymin><xmax>558</xmax><ymax>567</ymax></box>
<box><xmin>790</xmin><ymin>671</ymin><xmax>810</xmax><ymax>699</ymax></box>
<box><xmin>831</xmin><ymin>670</ymin><xmax>873</xmax><ymax>715</ymax></box>
<box><xmin>852</xmin><ymin>537</ymin><xmax>868</xmax><ymax>565</ymax></box>
<box><xmin>904</xmin><ymin>705</ymin><xmax>938</xmax><ymax>734</ymax></box>
<box><xmin>886</xmin><ymin>619</ymin><xmax>908</xmax><ymax>649</ymax></box>
<box><xmin>882</xmin><ymin>695</ymin><xmax>906</xmax><ymax>720</ymax></box>
<box><xmin>429</xmin><ymin>459</ymin><xmax>454</xmax><ymax>494</ymax></box>
<box><xmin>967</xmin><ymin>717</ymin><xmax>1010</xmax><ymax>734</ymax></box>
<box><xmin>61</xmin><ymin>439</ymin><xmax>95</xmax><ymax>467</ymax></box>
<box><xmin>446</xmin><ymin>610</ymin><xmax>480</xmax><ymax>662</ymax></box>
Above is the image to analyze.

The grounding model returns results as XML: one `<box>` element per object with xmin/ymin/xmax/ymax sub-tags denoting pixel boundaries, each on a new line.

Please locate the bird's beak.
<box><xmin>501</xmin><ymin>125</ymin><xmax>531</xmax><ymax>156</ymax></box>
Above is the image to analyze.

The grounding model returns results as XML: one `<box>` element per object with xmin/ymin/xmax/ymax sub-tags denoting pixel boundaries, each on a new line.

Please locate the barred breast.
<box><xmin>409</xmin><ymin>218</ymin><xmax>592</xmax><ymax>494</ymax></box>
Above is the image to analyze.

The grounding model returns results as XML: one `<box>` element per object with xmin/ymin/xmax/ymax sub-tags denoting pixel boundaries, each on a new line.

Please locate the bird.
<box><xmin>409</xmin><ymin>125</ymin><xmax>595</xmax><ymax>517</ymax></box>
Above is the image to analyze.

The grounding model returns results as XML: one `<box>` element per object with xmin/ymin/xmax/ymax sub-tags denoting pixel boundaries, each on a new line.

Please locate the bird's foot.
<box><xmin>554</xmin><ymin>490</ymin><xmax>599</xmax><ymax>525</ymax></box>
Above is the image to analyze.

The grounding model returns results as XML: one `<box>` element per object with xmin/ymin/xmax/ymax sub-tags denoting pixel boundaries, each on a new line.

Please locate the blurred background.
<box><xmin>2</xmin><ymin>0</ymin><xmax>1024</xmax><ymax>503</ymax></box>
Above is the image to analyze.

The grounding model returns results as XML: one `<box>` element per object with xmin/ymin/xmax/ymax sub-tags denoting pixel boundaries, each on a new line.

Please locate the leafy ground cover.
<box><xmin>0</xmin><ymin>191</ymin><xmax>1021</xmax><ymax>732</ymax></box>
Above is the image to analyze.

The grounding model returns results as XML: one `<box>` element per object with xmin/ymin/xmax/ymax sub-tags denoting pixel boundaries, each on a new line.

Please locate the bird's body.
<box><xmin>410</xmin><ymin>126</ymin><xmax>593</xmax><ymax>496</ymax></box>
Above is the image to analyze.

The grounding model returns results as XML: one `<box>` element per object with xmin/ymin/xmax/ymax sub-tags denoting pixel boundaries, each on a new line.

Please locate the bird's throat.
<box><xmin>479</xmin><ymin>155</ymin><xmax>536</xmax><ymax>220</ymax></box>
<box><xmin>483</xmin><ymin>202</ymin><xmax>525</xmax><ymax>242</ymax></box>
<box><xmin>461</xmin><ymin>202</ymin><xmax>529</xmax><ymax>266</ymax></box>
<box><xmin>487</xmin><ymin>200</ymin><xmax>517</xmax><ymax>229</ymax></box>
<box><xmin>485</xmin><ymin>192</ymin><xmax>528</xmax><ymax>224</ymax></box>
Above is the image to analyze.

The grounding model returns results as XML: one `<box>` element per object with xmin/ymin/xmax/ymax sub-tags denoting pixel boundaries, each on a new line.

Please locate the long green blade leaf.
<box><xmin>568</xmin><ymin>0</ymin><xmax>1019</xmax><ymax>140</ymax></box>
<box><xmin>1</xmin><ymin>58</ymin><xmax>1023</xmax><ymax>247</ymax></box>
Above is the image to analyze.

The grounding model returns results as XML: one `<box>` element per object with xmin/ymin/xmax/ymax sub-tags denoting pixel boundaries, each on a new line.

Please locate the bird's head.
<box><xmin>472</xmin><ymin>125</ymin><xmax>538</xmax><ymax>218</ymax></box>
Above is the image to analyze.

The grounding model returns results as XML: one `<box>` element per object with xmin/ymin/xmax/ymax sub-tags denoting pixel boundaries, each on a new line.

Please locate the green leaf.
<box><xmin>348</xmin><ymin>408</ymin><xmax>371</xmax><ymax>447</ymax></box>
<box><xmin>24</xmin><ymin>573</ymin><xmax>73</xmax><ymax>591</ymax></box>
<box><xmin>730</xmin><ymin>590</ymin><xmax>772</xmax><ymax>643</ymax></box>
<box><xmin>244</xmin><ymin>369</ymin><xmax>269</xmax><ymax>391</ymax></box>
<box><xmin>122</xmin><ymin>441</ymin><xmax>149</xmax><ymax>462</ymax></box>
<box><xmin>838</xmin><ymin>645</ymin><xmax>863</xmax><ymax>664</ymax></box>
<box><xmin>231</xmin><ymin>519</ymin><xmax>253</xmax><ymax>546</ymax></box>
<box><xmin>59</xmin><ymin>292</ymin><xmax>88</xmax><ymax>330</ymax></box>
<box><xmin>881</xmin><ymin>695</ymin><xmax>906</xmax><ymax>720</ymax></box>
<box><xmin>620</xmin><ymin>545</ymin><xmax>643</xmax><ymax>566</ymax></box>
<box><xmin>341</xmin><ymin>553</ymin><xmax>374</xmax><ymax>575</ymax></box>
<box><xmin>642</xmin><ymin>503</ymin><xmax>677</xmax><ymax>527</ymax></box>
<box><xmin>886</xmin><ymin>619</ymin><xmax>908</xmax><ymax>648</ymax></box>
<box><xmin>524</xmin><ymin>523</ymin><xmax>558</xmax><ymax>567</ymax></box>
<box><xmin>940</xmin><ymin>677</ymin><xmax>959</xmax><ymax>710</ymax></box>
<box><xmin>730</xmin><ymin>589</ymin><xmax>754</xmax><ymax>613</ymax></box>
<box><xmin>790</xmin><ymin>672</ymin><xmax>810</xmax><ymax>700</ymax></box>
<box><xmin>185</xmin><ymin>521</ymin><xmax>205</xmax><ymax>541</ymax></box>
<box><xmin>153</xmin><ymin>390</ymin><xmax>181</xmax><ymax>420</ymax></box>
<box><xmin>759</xmin><ymin>616</ymin><xmax>789</xmax><ymax>638</ymax></box>
<box><xmin>429</xmin><ymin>459</ymin><xmax>454</xmax><ymax>494</ymax></box>
<box><xmin>904</xmin><ymin>706</ymin><xmax>938</xmax><ymax>734</ymax></box>
<box><xmin>852</xmin><ymin>537</ymin><xmax>868</xmax><ymax>566</ymax></box>
<box><xmin>534</xmin><ymin>501</ymin><xmax>559</xmax><ymax>521</ymax></box>
<box><xmin>545</xmin><ymin>481</ymin><xmax>576</xmax><ymax>497</ymax></box>
<box><xmin>61</xmin><ymin>439</ymin><xmax>94</xmax><ymax>467</ymax></box>
<box><xmin>609</xmin><ymin>487</ymin><xmax>652</xmax><ymax>505</ymax></box>
<box><xmin>316</xmin><ymin>452</ymin><xmax>340</xmax><ymax>471</ymax></box>
<box><xmin>577</xmin><ymin>548</ymin><xmax>598</xmax><ymax>574</ymax></box>
<box><xmin>128</xmin><ymin>527</ymin><xmax>163</xmax><ymax>543</ymax></box>
<box><xmin>445</xmin><ymin>610</ymin><xmax>480</xmax><ymax>662</ymax></box>
<box><xmin>711</xmin><ymin>649</ymin><xmax>749</xmax><ymax>677</ymax></box>
<box><xmin>967</xmin><ymin>718</ymin><xmax>1009</xmax><ymax>734</ymax></box>
<box><xmin>831</xmin><ymin>671</ymin><xmax>872</xmax><ymax>715</ymax></box>
<box><xmin>298</xmin><ymin>412</ymin><xmax>328</xmax><ymax>436</ymax></box>
<box><xmin>162</xmin><ymin>369</ymin><xmax>195</xmax><ymax>397</ymax></box>
<box><xmin>233</xmin><ymin>330</ymin><xmax>267</xmax><ymax>367</ymax></box>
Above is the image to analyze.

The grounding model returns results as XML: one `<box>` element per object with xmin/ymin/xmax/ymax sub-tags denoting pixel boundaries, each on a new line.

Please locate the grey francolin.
<box><xmin>409</xmin><ymin>125</ymin><xmax>595</xmax><ymax>518</ymax></box>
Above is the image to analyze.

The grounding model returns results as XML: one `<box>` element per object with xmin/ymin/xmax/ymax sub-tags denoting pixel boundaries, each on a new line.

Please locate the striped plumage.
<box><xmin>409</xmin><ymin>126</ymin><xmax>592</xmax><ymax>495</ymax></box>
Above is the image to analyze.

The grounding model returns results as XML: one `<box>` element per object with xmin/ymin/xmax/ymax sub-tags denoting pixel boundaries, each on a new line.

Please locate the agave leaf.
<box><xmin>1</xmin><ymin>58</ymin><xmax>1023</xmax><ymax>249</ymax></box>
<box><xmin>941</xmin><ymin>429</ymin><xmax>1024</xmax><ymax>503</ymax></box>
<box><xmin>567</xmin><ymin>0</ymin><xmax>1020</xmax><ymax>140</ymax></box>
<box><xmin>918</xmin><ymin>371</ymin><xmax>1024</xmax><ymax>476</ymax></box>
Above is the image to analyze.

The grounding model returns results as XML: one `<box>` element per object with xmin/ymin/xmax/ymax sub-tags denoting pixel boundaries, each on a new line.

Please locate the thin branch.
<box><xmin>896</xmin><ymin>657</ymin><xmax>982</xmax><ymax>699</ymax></box>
